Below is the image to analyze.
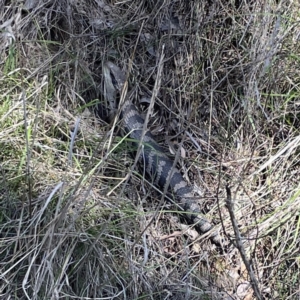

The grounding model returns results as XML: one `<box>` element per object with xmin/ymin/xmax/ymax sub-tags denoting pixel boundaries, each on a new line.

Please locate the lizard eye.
<box><xmin>109</xmin><ymin>71</ymin><xmax>117</xmax><ymax>86</ymax></box>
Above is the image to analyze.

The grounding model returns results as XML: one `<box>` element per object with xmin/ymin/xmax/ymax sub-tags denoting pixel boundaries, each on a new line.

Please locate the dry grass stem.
<box><xmin>0</xmin><ymin>0</ymin><xmax>299</xmax><ymax>299</ymax></box>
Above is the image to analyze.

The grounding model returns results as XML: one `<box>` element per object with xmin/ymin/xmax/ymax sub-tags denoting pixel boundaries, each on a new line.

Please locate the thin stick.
<box><xmin>225</xmin><ymin>185</ymin><xmax>263</xmax><ymax>300</ymax></box>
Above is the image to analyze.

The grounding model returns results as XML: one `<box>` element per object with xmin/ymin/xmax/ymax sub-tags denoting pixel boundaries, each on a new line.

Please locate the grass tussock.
<box><xmin>0</xmin><ymin>0</ymin><xmax>300</xmax><ymax>299</ymax></box>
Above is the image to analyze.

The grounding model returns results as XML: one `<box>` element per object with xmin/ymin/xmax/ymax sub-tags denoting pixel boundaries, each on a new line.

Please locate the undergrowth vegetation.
<box><xmin>0</xmin><ymin>0</ymin><xmax>299</xmax><ymax>299</ymax></box>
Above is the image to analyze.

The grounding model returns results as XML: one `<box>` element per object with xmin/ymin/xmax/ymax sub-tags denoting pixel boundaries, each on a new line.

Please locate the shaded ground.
<box><xmin>0</xmin><ymin>0</ymin><xmax>299</xmax><ymax>299</ymax></box>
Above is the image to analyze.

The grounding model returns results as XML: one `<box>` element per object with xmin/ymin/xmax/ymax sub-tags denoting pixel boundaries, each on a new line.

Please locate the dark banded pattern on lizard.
<box><xmin>103</xmin><ymin>61</ymin><xmax>222</xmax><ymax>245</ymax></box>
